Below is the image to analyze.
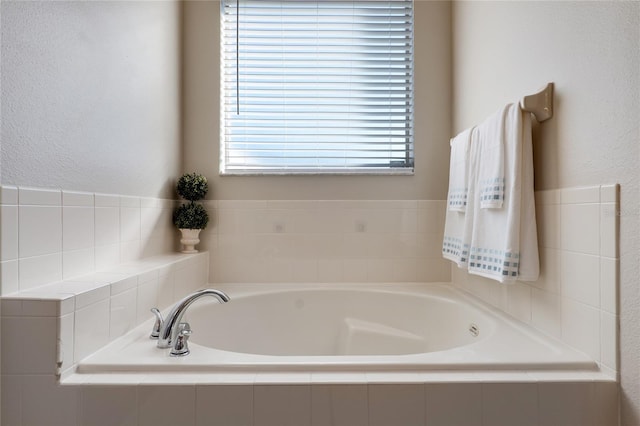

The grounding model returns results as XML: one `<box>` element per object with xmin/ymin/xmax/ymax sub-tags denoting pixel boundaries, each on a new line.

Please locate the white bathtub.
<box><xmin>76</xmin><ymin>283</ymin><xmax>596</xmax><ymax>376</ymax></box>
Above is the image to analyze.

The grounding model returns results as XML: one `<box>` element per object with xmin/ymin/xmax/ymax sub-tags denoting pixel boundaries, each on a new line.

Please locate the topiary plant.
<box><xmin>174</xmin><ymin>172</ymin><xmax>209</xmax><ymax>230</ymax></box>
<box><xmin>173</xmin><ymin>202</ymin><xmax>209</xmax><ymax>230</ymax></box>
<box><xmin>176</xmin><ymin>172</ymin><xmax>208</xmax><ymax>202</ymax></box>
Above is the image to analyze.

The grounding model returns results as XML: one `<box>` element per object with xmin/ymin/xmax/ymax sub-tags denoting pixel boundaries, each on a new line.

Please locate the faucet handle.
<box><xmin>170</xmin><ymin>323</ymin><xmax>192</xmax><ymax>357</ymax></box>
<box><xmin>149</xmin><ymin>308</ymin><xmax>164</xmax><ymax>339</ymax></box>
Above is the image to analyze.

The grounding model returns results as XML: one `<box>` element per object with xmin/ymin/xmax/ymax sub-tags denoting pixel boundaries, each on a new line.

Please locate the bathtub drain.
<box><xmin>469</xmin><ymin>324</ymin><xmax>479</xmax><ymax>337</ymax></box>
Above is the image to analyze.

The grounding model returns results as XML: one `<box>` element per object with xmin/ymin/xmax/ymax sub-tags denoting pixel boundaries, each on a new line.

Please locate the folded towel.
<box><xmin>467</xmin><ymin>103</ymin><xmax>539</xmax><ymax>282</ymax></box>
<box><xmin>475</xmin><ymin>105</ymin><xmax>507</xmax><ymax>209</ymax></box>
<box><xmin>447</xmin><ymin>128</ymin><xmax>473</xmax><ymax>212</ymax></box>
<box><xmin>442</xmin><ymin>127</ymin><xmax>479</xmax><ymax>267</ymax></box>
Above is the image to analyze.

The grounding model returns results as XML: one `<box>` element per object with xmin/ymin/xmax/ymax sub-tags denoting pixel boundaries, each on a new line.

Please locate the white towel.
<box><xmin>467</xmin><ymin>103</ymin><xmax>539</xmax><ymax>282</ymax></box>
<box><xmin>442</xmin><ymin>127</ymin><xmax>479</xmax><ymax>268</ymax></box>
<box><xmin>475</xmin><ymin>105</ymin><xmax>507</xmax><ymax>209</ymax></box>
<box><xmin>446</xmin><ymin>128</ymin><xmax>473</xmax><ymax>212</ymax></box>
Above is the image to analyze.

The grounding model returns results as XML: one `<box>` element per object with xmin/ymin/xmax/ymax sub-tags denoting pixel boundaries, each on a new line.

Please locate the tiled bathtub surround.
<box><xmin>0</xmin><ymin>185</ymin><xmax>177</xmax><ymax>294</ymax></box>
<box><xmin>203</xmin><ymin>200</ymin><xmax>450</xmax><ymax>284</ymax></box>
<box><xmin>1</xmin><ymin>253</ymin><xmax>208</xmax><ymax>379</ymax></box>
<box><xmin>452</xmin><ymin>184</ymin><xmax>620</xmax><ymax>378</ymax></box>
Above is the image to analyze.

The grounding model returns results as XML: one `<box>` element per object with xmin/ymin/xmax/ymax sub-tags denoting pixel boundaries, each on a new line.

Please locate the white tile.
<box><xmin>342</xmin><ymin>259</ymin><xmax>368</xmax><ymax>282</ymax></box>
<box><xmin>141</xmin><ymin>207</ymin><xmax>162</xmax><ymax>241</ymax></box>
<box><xmin>535</xmin><ymin>189</ymin><xmax>561</xmax><ymax>205</ymax></box>
<box><xmin>21</xmin><ymin>300</ymin><xmax>59</xmax><ymax>317</ymax></box>
<box><xmin>393</xmin><ymin>258</ymin><xmax>418</xmax><ymax>282</ymax></box>
<box><xmin>593</xmin><ymin>381</ymin><xmax>619</xmax><ymax>426</ymax></box>
<box><xmin>560</xmin><ymin>251</ymin><xmax>600</xmax><ymax>308</ymax></box>
<box><xmin>19</xmin><ymin>186</ymin><xmax>61</xmax><ymax>206</ymax></box>
<box><xmin>561</xmin><ymin>186</ymin><xmax>600</xmax><ymax>204</ymax></box>
<box><xmin>138</xmin><ymin>269</ymin><xmax>159</xmax><ymax>285</ymax></box>
<box><xmin>111</xmin><ymin>287</ymin><xmax>138</xmax><ymax>339</ymax></box>
<box><xmin>600</xmin><ymin>203</ymin><xmax>618</xmax><ymax>258</ymax></box>
<box><xmin>366</xmin><ymin>259</ymin><xmax>395</xmax><ymax>282</ymax></box>
<box><xmin>74</xmin><ymin>284</ymin><xmax>110</xmax><ymax>309</ymax></box>
<box><xmin>1</xmin><ymin>299</ymin><xmax>22</xmax><ymax>316</ymax></box>
<box><xmin>312</xmin><ymin>385</ymin><xmax>368</xmax><ymax>426</ymax></box>
<box><xmin>1</xmin><ymin>317</ymin><xmax>23</xmax><ymax>374</ymax></box>
<box><xmin>600</xmin><ymin>311</ymin><xmax>618</xmax><ymax>371</ymax></box>
<box><xmin>111</xmin><ymin>275</ymin><xmax>138</xmax><ymax>296</ymax></box>
<box><xmin>538</xmin><ymin>382</ymin><xmax>595</xmax><ymax>426</ymax></box>
<box><xmin>416</xmin><ymin>258</ymin><xmax>451</xmax><ymax>282</ymax></box>
<box><xmin>74</xmin><ymin>298</ymin><xmax>110</xmax><ymax>362</ymax></box>
<box><xmin>1</xmin><ymin>374</ymin><xmax>22</xmax><ymax>425</ymax></box>
<box><xmin>22</xmin><ymin>375</ymin><xmax>79</xmax><ymax>426</ymax></box>
<box><xmin>561</xmin><ymin>298</ymin><xmax>600</xmax><ymax>361</ymax></box>
<box><xmin>95</xmin><ymin>243</ymin><xmax>120</xmax><ymax>271</ymax></box>
<box><xmin>531</xmin><ymin>288</ymin><xmax>562</xmax><ymax>338</ymax></box>
<box><xmin>0</xmin><ymin>260</ymin><xmax>19</xmax><ymax>294</ymax></box>
<box><xmin>95</xmin><ymin>207</ymin><xmax>120</xmax><ymax>245</ymax></box>
<box><xmin>531</xmin><ymin>247</ymin><xmax>560</xmax><ymax>293</ymax></box>
<box><xmin>138</xmin><ymin>385</ymin><xmax>196</xmax><ymax>426</ymax></box>
<box><xmin>120</xmin><ymin>195</ymin><xmax>141</xmax><ymax>208</ymax></box>
<box><xmin>317</xmin><ymin>259</ymin><xmax>343</xmax><ymax>282</ymax></box>
<box><xmin>600</xmin><ymin>257</ymin><xmax>618</xmax><ymax>314</ymax></box>
<box><xmin>254</xmin><ymin>385</ymin><xmax>311</xmax><ymax>426</ymax></box>
<box><xmin>94</xmin><ymin>193</ymin><xmax>120</xmax><ymax>207</ymax></box>
<box><xmin>121</xmin><ymin>239</ymin><xmax>141</xmax><ymax>263</ymax></box>
<box><xmin>137</xmin><ymin>277</ymin><xmax>159</xmax><ymax>324</ymax></box>
<box><xmin>196</xmin><ymin>385</ymin><xmax>253</xmax><ymax>426</ymax></box>
<box><xmin>63</xmin><ymin>190</ymin><xmax>94</xmax><ymax>207</ymax></box>
<box><xmin>426</xmin><ymin>383</ymin><xmax>482</xmax><ymax>426</ymax></box>
<box><xmin>81</xmin><ymin>386</ymin><xmax>138</xmax><ymax>426</ymax></box>
<box><xmin>506</xmin><ymin>282</ymin><xmax>532</xmax><ymax>324</ymax></box>
<box><xmin>157</xmin><ymin>270</ymin><xmax>176</xmax><ymax>309</ymax></box>
<box><xmin>1</xmin><ymin>205</ymin><xmax>18</xmax><ymax>260</ymax></box>
<box><xmin>482</xmin><ymin>383</ymin><xmax>538</xmax><ymax>426</ymax></box>
<box><xmin>18</xmin><ymin>253</ymin><xmax>63</xmax><ymax>291</ymax></box>
<box><xmin>63</xmin><ymin>248</ymin><xmax>96</xmax><ymax>279</ymax></box>
<box><xmin>121</xmin><ymin>207</ymin><xmax>141</xmax><ymax>242</ymax></box>
<box><xmin>141</xmin><ymin>197</ymin><xmax>161</xmax><ymax>208</ymax></box>
<box><xmin>417</xmin><ymin>200</ymin><xmax>446</xmax><ymax>234</ymax></box>
<box><xmin>369</xmin><ymin>384</ymin><xmax>425</xmax><ymax>426</ymax></box>
<box><xmin>22</xmin><ymin>316</ymin><xmax>58</xmax><ymax>374</ymax></box>
<box><xmin>560</xmin><ymin>203</ymin><xmax>600</xmax><ymax>255</ymax></box>
<box><xmin>0</xmin><ymin>184</ymin><xmax>19</xmax><ymax>204</ymax></box>
<box><xmin>59</xmin><ymin>312</ymin><xmax>75</xmax><ymax>371</ymax></box>
<box><xmin>19</xmin><ymin>205</ymin><xmax>62</xmax><ymax>258</ymax></box>
<box><xmin>537</xmin><ymin>203</ymin><xmax>561</xmax><ymax>249</ymax></box>
<box><xmin>63</xmin><ymin>206</ymin><xmax>95</xmax><ymax>250</ymax></box>
<box><xmin>600</xmin><ymin>184</ymin><xmax>619</xmax><ymax>203</ymax></box>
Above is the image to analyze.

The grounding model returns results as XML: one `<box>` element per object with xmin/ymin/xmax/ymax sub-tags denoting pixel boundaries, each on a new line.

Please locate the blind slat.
<box><xmin>220</xmin><ymin>0</ymin><xmax>414</xmax><ymax>174</ymax></box>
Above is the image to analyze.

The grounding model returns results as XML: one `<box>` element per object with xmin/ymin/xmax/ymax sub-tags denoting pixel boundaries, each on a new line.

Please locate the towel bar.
<box><xmin>520</xmin><ymin>82</ymin><xmax>554</xmax><ymax>122</ymax></box>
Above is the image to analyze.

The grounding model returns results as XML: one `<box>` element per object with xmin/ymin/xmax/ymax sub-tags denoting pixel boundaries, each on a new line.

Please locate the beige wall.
<box><xmin>452</xmin><ymin>2</ymin><xmax>640</xmax><ymax>424</ymax></box>
<box><xmin>0</xmin><ymin>1</ymin><xmax>182</xmax><ymax>199</ymax></box>
<box><xmin>182</xmin><ymin>1</ymin><xmax>452</xmax><ymax>201</ymax></box>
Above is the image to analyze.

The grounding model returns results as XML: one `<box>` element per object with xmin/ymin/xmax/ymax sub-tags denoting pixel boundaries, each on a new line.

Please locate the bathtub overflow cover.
<box><xmin>469</xmin><ymin>324</ymin><xmax>479</xmax><ymax>337</ymax></box>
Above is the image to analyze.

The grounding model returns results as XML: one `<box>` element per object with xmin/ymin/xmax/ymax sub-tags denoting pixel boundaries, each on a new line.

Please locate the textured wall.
<box><xmin>452</xmin><ymin>2</ymin><xmax>640</xmax><ymax>424</ymax></box>
<box><xmin>0</xmin><ymin>1</ymin><xmax>182</xmax><ymax>199</ymax></box>
<box><xmin>182</xmin><ymin>1</ymin><xmax>452</xmax><ymax>201</ymax></box>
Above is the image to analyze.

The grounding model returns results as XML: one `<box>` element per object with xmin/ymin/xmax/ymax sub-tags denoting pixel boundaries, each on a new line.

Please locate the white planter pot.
<box><xmin>179</xmin><ymin>228</ymin><xmax>202</xmax><ymax>253</ymax></box>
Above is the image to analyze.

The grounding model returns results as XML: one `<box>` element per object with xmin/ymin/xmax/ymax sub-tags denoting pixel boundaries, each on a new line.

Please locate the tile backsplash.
<box><xmin>452</xmin><ymin>184</ymin><xmax>620</xmax><ymax>378</ymax></box>
<box><xmin>199</xmin><ymin>200</ymin><xmax>450</xmax><ymax>284</ymax></box>
<box><xmin>0</xmin><ymin>185</ymin><xmax>176</xmax><ymax>294</ymax></box>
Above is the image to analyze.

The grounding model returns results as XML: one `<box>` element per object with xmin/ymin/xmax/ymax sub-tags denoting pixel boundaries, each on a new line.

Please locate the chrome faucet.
<box><xmin>152</xmin><ymin>288</ymin><xmax>230</xmax><ymax>353</ymax></box>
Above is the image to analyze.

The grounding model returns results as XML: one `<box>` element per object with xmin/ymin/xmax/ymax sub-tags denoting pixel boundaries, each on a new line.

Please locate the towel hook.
<box><xmin>520</xmin><ymin>82</ymin><xmax>554</xmax><ymax>122</ymax></box>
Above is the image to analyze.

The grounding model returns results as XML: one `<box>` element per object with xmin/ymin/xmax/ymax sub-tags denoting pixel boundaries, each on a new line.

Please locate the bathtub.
<box><xmin>75</xmin><ymin>283</ymin><xmax>596</xmax><ymax>376</ymax></box>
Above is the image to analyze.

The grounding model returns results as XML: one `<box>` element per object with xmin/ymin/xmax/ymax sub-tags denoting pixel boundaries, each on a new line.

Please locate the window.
<box><xmin>220</xmin><ymin>0</ymin><xmax>414</xmax><ymax>175</ymax></box>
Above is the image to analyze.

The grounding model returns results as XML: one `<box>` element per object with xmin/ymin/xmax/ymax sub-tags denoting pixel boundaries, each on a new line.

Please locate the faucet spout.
<box><xmin>156</xmin><ymin>288</ymin><xmax>230</xmax><ymax>349</ymax></box>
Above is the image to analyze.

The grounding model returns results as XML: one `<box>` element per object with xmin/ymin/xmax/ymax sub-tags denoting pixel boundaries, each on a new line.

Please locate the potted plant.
<box><xmin>173</xmin><ymin>172</ymin><xmax>209</xmax><ymax>253</ymax></box>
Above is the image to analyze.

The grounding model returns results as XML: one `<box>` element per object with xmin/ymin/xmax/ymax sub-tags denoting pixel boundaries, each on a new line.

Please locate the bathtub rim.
<box><xmin>66</xmin><ymin>282</ymin><xmax>607</xmax><ymax>386</ymax></box>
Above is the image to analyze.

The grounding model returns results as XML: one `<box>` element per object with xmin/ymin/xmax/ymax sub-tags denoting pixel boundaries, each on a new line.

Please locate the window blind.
<box><xmin>220</xmin><ymin>0</ymin><xmax>414</xmax><ymax>175</ymax></box>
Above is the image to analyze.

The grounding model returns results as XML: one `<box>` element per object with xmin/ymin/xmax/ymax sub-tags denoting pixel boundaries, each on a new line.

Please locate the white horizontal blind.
<box><xmin>220</xmin><ymin>0</ymin><xmax>414</xmax><ymax>174</ymax></box>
